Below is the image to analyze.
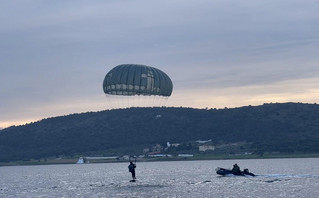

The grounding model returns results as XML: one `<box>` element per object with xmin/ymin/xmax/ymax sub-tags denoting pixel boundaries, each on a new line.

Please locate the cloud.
<box><xmin>1</xmin><ymin>0</ymin><xmax>319</xmax><ymax>128</ymax></box>
<box><xmin>169</xmin><ymin>76</ymin><xmax>319</xmax><ymax>109</ymax></box>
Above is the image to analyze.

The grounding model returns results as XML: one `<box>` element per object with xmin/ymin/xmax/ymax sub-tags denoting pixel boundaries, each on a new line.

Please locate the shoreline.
<box><xmin>1</xmin><ymin>153</ymin><xmax>319</xmax><ymax>167</ymax></box>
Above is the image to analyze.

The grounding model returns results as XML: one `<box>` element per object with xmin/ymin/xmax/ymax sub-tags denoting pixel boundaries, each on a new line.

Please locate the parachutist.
<box><xmin>232</xmin><ymin>163</ymin><xmax>241</xmax><ymax>175</ymax></box>
<box><xmin>128</xmin><ymin>161</ymin><xmax>136</xmax><ymax>180</ymax></box>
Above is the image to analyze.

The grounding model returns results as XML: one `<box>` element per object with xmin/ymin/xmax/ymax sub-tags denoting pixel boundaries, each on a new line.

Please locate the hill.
<box><xmin>1</xmin><ymin>102</ymin><xmax>319</xmax><ymax>162</ymax></box>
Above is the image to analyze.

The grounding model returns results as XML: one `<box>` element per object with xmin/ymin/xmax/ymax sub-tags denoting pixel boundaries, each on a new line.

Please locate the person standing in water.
<box><xmin>128</xmin><ymin>161</ymin><xmax>136</xmax><ymax>180</ymax></box>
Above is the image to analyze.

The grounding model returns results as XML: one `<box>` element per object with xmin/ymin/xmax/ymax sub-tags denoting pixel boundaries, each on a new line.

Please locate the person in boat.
<box><xmin>128</xmin><ymin>161</ymin><xmax>136</xmax><ymax>180</ymax></box>
<box><xmin>243</xmin><ymin>168</ymin><xmax>255</xmax><ymax>176</ymax></box>
<box><xmin>232</xmin><ymin>163</ymin><xmax>241</xmax><ymax>175</ymax></box>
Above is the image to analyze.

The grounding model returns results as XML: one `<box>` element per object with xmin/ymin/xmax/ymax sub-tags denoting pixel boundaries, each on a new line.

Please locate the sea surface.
<box><xmin>0</xmin><ymin>158</ymin><xmax>319</xmax><ymax>198</ymax></box>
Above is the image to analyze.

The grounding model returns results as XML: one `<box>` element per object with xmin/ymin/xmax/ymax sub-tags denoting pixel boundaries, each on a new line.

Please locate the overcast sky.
<box><xmin>1</xmin><ymin>0</ymin><xmax>319</xmax><ymax>129</ymax></box>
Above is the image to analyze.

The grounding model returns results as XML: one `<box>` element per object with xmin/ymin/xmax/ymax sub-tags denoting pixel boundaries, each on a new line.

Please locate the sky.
<box><xmin>1</xmin><ymin>0</ymin><xmax>319</xmax><ymax>129</ymax></box>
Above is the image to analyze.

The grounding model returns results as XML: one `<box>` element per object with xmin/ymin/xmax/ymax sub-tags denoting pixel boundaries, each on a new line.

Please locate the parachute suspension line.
<box><xmin>164</xmin><ymin>96</ymin><xmax>169</xmax><ymax>105</ymax></box>
<box><xmin>152</xmin><ymin>95</ymin><xmax>156</xmax><ymax>107</ymax></box>
<box><xmin>144</xmin><ymin>95</ymin><xmax>148</xmax><ymax>107</ymax></box>
<box><xmin>120</xmin><ymin>95</ymin><xmax>123</xmax><ymax>109</ymax></box>
<box><xmin>121</xmin><ymin>96</ymin><xmax>124</xmax><ymax>108</ymax></box>
<box><xmin>131</xmin><ymin>95</ymin><xmax>135</xmax><ymax>108</ymax></box>
<box><xmin>115</xmin><ymin>95</ymin><xmax>118</xmax><ymax>109</ymax></box>
<box><xmin>150</xmin><ymin>95</ymin><xmax>155</xmax><ymax>107</ymax></box>
<box><xmin>141</xmin><ymin>95</ymin><xmax>145</xmax><ymax>107</ymax></box>
<box><xmin>160</xmin><ymin>96</ymin><xmax>164</xmax><ymax>107</ymax></box>
<box><xmin>161</xmin><ymin>96</ymin><xmax>164</xmax><ymax>107</ymax></box>
<box><xmin>112</xmin><ymin>95</ymin><xmax>116</xmax><ymax>109</ymax></box>
<box><xmin>160</xmin><ymin>96</ymin><xmax>169</xmax><ymax>107</ymax></box>
<box><xmin>153</xmin><ymin>95</ymin><xmax>157</xmax><ymax>107</ymax></box>
<box><xmin>105</xmin><ymin>94</ymin><xmax>170</xmax><ymax>109</ymax></box>
<box><xmin>127</xmin><ymin>95</ymin><xmax>130</xmax><ymax>108</ymax></box>
<box><xmin>107</xmin><ymin>95</ymin><xmax>112</xmax><ymax>109</ymax></box>
<box><xmin>134</xmin><ymin>95</ymin><xmax>137</xmax><ymax>107</ymax></box>
<box><xmin>158</xmin><ymin>96</ymin><xmax>163</xmax><ymax>107</ymax></box>
<box><xmin>138</xmin><ymin>95</ymin><xmax>142</xmax><ymax>108</ymax></box>
<box><xmin>115</xmin><ymin>95</ymin><xmax>120</xmax><ymax>109</ymax></box>
<box><xmin>127</xmin><ymin>95</ymin><xmax>131</xmax><ymax>108</ymax></box>
<box><xmin>106</xmin><ymin>95</ymin><xmax>113</xmax><ymax>110</ymax></box>
<box><xmin>147</xmin><ymin>96</ymin><xmax>151</xmax><ymax>107</ymax></box>
<box><xmin>165</xmin><ymin>96</ymin><xmax>169</xmax><ymax>107</ymax></box>
<box><xmin>129</xmin><ymin>96</ymin><xmax>132</xmax><ymax>108</ymax></box>
<box><xmin>128</xmin><ymin>96</ymin><xmax>131</xmax><ymax>108</ymax></box>
<box><xmin>145</xmin><ymin>96</ymin><xmax>148</xmax><ymax>107</ymax></box>
<box><xmin>122</xmin><ymin>96</ymin><xmax>125</xmax><ymax>109</ymax></box>
<box><xmin>105</xmin><ymin>95</ymin><xmax>109</xmax><ymax>109</ymax></box>
<box><xmin>143</xmin><ymin>95</ymin><xmax>147</xmax><ymax>107</ymax></box>
<box><xmin>125</xmin><ymin>96</ymin><xmax>128</xmax><ymax>109</ymax></box>
<box><xmin>110</xmin><ymin>95</ymin><xmax>114</xmax><ymax>109</ymax></box>
<box><xmin>159</xmin><ymin>96</ymin><xmax>163</xmax><ymax>107</ymax></box>
<box><xmin>136</xmin><ymin>95</ymin><xmax>139</xmax><ymax>107</ymax></box>
<box><xmin>121</xmin><ymin>95</ymin><xmax>124</xmax><ymax>109</ymax></box>
<box><xmin>138</xmin><ymin>95</ymin><xmax>141</xmax><ymax>108</ymax></box>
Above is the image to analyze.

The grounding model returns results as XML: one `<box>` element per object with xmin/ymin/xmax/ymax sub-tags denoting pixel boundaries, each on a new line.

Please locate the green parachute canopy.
<box><xmin>103</xmin><ymin>64</ymin><xmax>173</xmax><ymax>97</ymax></box>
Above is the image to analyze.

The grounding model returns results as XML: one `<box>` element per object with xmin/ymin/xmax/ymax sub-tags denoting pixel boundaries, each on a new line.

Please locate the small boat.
<box><xmin>216</xmin><ymin>167</ymin><xmax>255</xmax><ymax>176</ymax></box>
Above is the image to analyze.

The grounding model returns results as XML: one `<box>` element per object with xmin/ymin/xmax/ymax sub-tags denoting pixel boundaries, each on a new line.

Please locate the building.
<box><xmin>143</xmin><ymin>148</ymin><xmax>150</xmax><ymax>153</ymax></box>
<box><xmin>152</xmin><ymin>144</ymin><xmax>163</xmax><ymax>152</ymax></box>
<box><xmin>178</xmin><ymin>154</ymin><xmax>194</xmax><ymax>157</ymax></box>
<box><xmin>196</xmin><ymin>139</ymin><xmax>212</xmax><ymax>144</ymax></box>
<box><xmin>199</xmin><ymin>145</ymin><xmax>215</xmax><ymax>152</ymax></box>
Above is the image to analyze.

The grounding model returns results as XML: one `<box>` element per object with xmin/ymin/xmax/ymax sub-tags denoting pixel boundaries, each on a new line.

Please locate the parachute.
<box><xmin>103</xmin><ymin>64</ymin><xmax>173</xmax><ymax>108</ymax></box>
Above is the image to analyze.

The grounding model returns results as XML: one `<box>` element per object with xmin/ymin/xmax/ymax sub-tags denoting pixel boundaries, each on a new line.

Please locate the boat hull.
<box><xmin>216</xmin><ymin>167</ymin><xmax>255</xmax><ymax>176</ymax></box>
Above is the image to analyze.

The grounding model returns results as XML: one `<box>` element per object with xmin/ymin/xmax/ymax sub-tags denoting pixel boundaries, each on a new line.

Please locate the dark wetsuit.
<box><xmin>232</xmin><ymin>164</ymin><xmax>241</xmax><ymax>175</ymax></box>
<box><xmin>128</xmin><ymin>162</ymin><xmax>136</xmax><ymax>179</ymax></box>
<box><xmin>244</xmin><ymin>169</ymin><xmax>255</xmax><ymax>176</ymax></box>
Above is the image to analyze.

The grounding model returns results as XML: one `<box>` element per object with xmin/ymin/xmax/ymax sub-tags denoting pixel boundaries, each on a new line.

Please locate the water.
<box><xmin>1</xmin><ymin>158</ymin><xmax>319</xmax><ymax>198</ymax></box>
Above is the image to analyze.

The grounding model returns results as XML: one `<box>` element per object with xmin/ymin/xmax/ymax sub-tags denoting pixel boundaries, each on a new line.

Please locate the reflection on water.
<box><xmin>0</xmin><ymin>158</ymin><xmax>319</xmax><ymax>197</ymax></box>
